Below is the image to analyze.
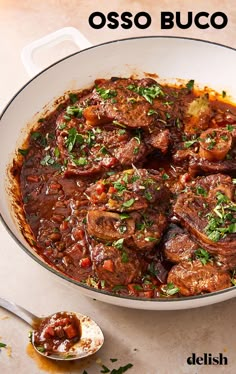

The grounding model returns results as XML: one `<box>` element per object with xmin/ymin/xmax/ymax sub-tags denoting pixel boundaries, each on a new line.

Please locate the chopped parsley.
<box><xmin>186</xmin><ymin>79</ymin><xmax>195</xmax><ymax>91</ymax></box>
<box><xmin>222</xmin><ymin>90</ymin><xmax>227</xmax><ymax>98</ymax></box>
<box><xmin>40</xmin><ymin>154</ymin><xmax>55</xmax><ymax>166</ymax></box>
<box><xmin>71</xmin><ymin>157</ymin><xmax>88</xmax><ymax>166</ymax></box>
<box><xmin>69</xmin><ymin>93</ymin><xmax>78</xmax><ymax>103</ymax></box>
<box><xmin>0</xmin><ymin>342</ymin><xmax>7</xmax><ymax>348</ymax></box>
<box><xmin>226</xmin><ymin>124</ymin><xmax>234</xmax><ymax>132</ymax></box>
<box><xmin>18</xmin><ymin>148</ymin><xmax>29</xmax><ymax>156</ymax></box>
<box><xmin>31</xmin><ymin>131</ymin><xmax>42</xmax><ymax>140</ymax></box>
<box><xmin>112</xmin><ymin>285</ymin><xmax>126</xmax><ymax>292</ymax></box>
<box><xmin>96</xmin><ymin>86</ymin><xmax>117</xmax><ymax>100</ymax></box>
<box><xmin>196</xmin><ymin>186</ymin><xmax>208</xmax><ymax>197</ymax></box>
<box><xmin>54</xmin><ymin>147</ymin><xmax>60</xmax><ymax>158</ymax></box>
<box><xmin>113</xmin><ymin>181</ymin><xmax>127</xmax><ymax>193</ymax></box>
<box><xmin>121</xmin><ymin>251</ymin><xmax>129</xmax><ymax>263</ymax></box>
<box><xmin>101</xmin><ymin>365</ymin><xmax>110</xmax><ymax>373</ymax></box>
<box><xmin>184</xmin><ymin>139</ymin><xmax>198</xmax><ymax>148</ymax></box>
<box><xmin>119</xmin><ymin>213</ymin><xmax>130</xmax><ymax>220</ymax></box>
<box><xmin>66</xmin><ymin>105</ymin><xmax>83</xmax><ymax>118</ymax></box>
<box><xmin>195</xmin><ymin>248</ymin><xmax>212</xmax><ymax>265</ymax></box>
<box><xmin>145</xmin><ymin>237</ymin><xmax>158</xmax><ymax>242</ymax></box>
<box><xmin>144</xmin><ymin>191</ymin><xmax>153</xmax><ymax>201</ymax></box>
<box><xmin>148</xmin><ymin>261</ymin><xmax>159</xmax><ymax>277</ymax></box>
<box><xmin>58</xmin><ymin>122</ymin><xmax>67</xmax><ymax>130</ymax></box>
<box><xmin>162</xmin><ymin>282</ymin><xmax>179</xmax><ymax>296</ymax></box>
<box><xmin>113</xmin><ymin>238</ymin><xmax>124</xmax><ymax>250</ymax></box>
<box><xmin>127</xmin><ymin>84</ymin><xmax>165</xmax><ymax>104</ymax></box>
<box><xmin>205</xmin><ymin>192</ymin><xmax>236</xmax><ymax>241</ymax></box>
<box><xmin>147</xmin><ymin>109</ymin><xmax>158</xmax><ymax>116</ymax></box>
<box><xmin>36</xmin><ymin>346</ymin><xmax>46</xmax><ymax>353</ymax></box>
<box><xmin>162</xmin><ymin>173</ymin><xmax>169</xmax><ymax>180</ymax></box>
<box><xmin>122</xmin><ymin>198</ymin><xmax>135</xmax><ymax>208</ymax></box>
<box><xmin>65</xmin><ymin>128</ymin><xmax>84</xmax><ymax>152</ymax></box>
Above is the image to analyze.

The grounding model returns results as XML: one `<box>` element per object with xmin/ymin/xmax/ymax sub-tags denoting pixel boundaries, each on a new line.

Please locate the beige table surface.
<box><xmin>0</xmin><ymin>1</ymin><xmax>236</xmax><ymax>373</ymax></box>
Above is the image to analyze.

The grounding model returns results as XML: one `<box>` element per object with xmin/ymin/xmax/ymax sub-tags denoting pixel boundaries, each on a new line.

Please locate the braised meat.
<box><xmin>85</xmin><ymin>168</ymin><xmax>170</xmax><ymax>212</ymax></box>
<box><xmin>86</xmin><ymin>210</ymin><xmax>136</xmax><ymax>242</ymax></box>
<box><xmin>83</xmin><ymin>78</ymin><xmax>165</xmax><ymax>129</ymax></box>
<box><xmin>174</xmin><ymin>126</ymin><xmax>236</xmax><ymax>175</ymax></box>
<box><xmin>163</xmin><ymin>224</ymin><xmax>198</xmax><ymax>263</ymax></box>
<box><xmin>90</xmin><ymin>243</ymin><xmax>142</xmax><ymax>287</ymax></box>
<box><xmin>167</xmin><ymin>260</ymin><xmax>231</xmax><ymax>297</ymax></box>
<box><xmin>174</xmin><ymin>174</ymin><xmax>236</xmax><ymax>259</ymax></box>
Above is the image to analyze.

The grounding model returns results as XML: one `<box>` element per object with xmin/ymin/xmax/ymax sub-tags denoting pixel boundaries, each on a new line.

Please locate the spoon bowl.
<box><xmin>0</xmin><ymin>297</ymin><xmax>104</xmax><ymax>360</ymax></box>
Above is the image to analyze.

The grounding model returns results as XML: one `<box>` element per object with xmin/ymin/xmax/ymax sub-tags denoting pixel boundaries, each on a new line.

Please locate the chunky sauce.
<box><xmin>13</xmin><ymin>76</ymin><xmax>236</xmax><ymax>299</ymax></box>
<box><xmin>33</xmin><ymin>312</ymin><xmax>81</xmax><ymax>356</ymax></box>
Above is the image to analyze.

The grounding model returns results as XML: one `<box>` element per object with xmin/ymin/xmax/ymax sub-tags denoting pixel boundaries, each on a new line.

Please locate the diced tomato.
<box><xmin>127</xmin><ymin>284</ymin><xmax>139</xmax><ymax>296</ymax></box>
<box><xmin>63</xmin><ymin>324</ymin><xmax>79</xmax><ymax>339</ymax></box>
<box><xmin>80</xmin><ymin>257</ymin><xmax>92</xmax><ymax>268</ymax></box>
<box><xmin>108</xmin><ymin>186</ymin><xmax>117</xmax><ymax>194</ymax></box>
<box><xmin>43</xmin><ymin>325</ymin><xmax>55</xmax><ymax>338</ymax></box>
<box><xmin>102</xmin><ymin>259</ymin><xmax>114</xmax><ymax>272</ymax></box>
<box><xmin>72</xmin><ymin>228</ymin><xmax>84</xmax><ymax>241</ymax></box>
<box><xmin>143</xmin><ymin>290</ymin><xmax>154</xmax><ymax>298</ymax></box>
<box><xmin>96</xmin><ymin>182</ymin><xmax>105</xmax><ymax>195</ymax></box>
<box><xmin>26</xmin><ymin>175</ymin><xmax>40</xmax><ymax>183</ymax></box>
<box><xmin>60</xmin><ymin>220</ymin><xmax>69</xmax><ymax>231</ymax></box>
<box><xmin>49</xmin><ymin>182</ymin><xmax>62</xmax><ymax>190</ymax></box>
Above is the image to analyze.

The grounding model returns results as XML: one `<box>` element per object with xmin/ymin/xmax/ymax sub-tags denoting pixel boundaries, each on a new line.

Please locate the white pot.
<box><xmin>0</xmin><ymin>29</ymin><xmax>236</xmax><ymax>310</ymax></box>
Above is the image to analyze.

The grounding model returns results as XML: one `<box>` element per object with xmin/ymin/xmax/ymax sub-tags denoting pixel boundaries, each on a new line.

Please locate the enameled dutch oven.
<box><xmin>0</xmin><ymin>28</ymin><xmax>236</xmax><ymax>310</ymax></box>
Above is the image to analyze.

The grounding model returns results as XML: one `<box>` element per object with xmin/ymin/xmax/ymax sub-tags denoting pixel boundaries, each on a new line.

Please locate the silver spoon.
<box><xmin>0</xmin><ymin>296</ymin><xmax>104</xmax><ymax>360</ymax></box>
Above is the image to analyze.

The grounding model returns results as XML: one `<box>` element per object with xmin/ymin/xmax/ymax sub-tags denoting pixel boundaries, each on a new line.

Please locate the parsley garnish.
<box><xmin>66</xmin><ymin>105</ymin><xmax>83</xmax><ymax>118</ymax></box>
<box><xmin>112</xmin><ymin>285</ymin><xmax>126</xmax><ymax>292</ymax></box>
<box><xmin>226</xmin><ymin>124</ymin><xmax>234</xmax><ymax>132</ymax></box>
<box><xmin>119</xmin><ymin>213</ymin><xmax>130</xmax><ymax>220</ymax></box>
<box><xmin>196</xmin><ymin>186</ymin><xmax>208</xmax><ymax>197</ymax></box>
<box><xmin>0</xmin><ymin>342</ymin><xmax>7</xmax><ymax>348</ymax></box>
<box><xmin>113</xmin><ymin>238</ymin><xmax>124</xmax><ymax>250</ymax></box>
<box><xmin>36</xmin><ymin>346</ymin><xmax>46</xmax><ymax>353</ymax></box>
<box><xmin>127</xmin><ymin>84</ymin><xmax>165</xmax><ymax>104</ymax></box>
<box><xmin>144</xmin><ymin>191</ymin><xmax>153</xmax><ymax>201</ymax></box>
<box><xmin>122</xmin><ymin>198</ymin><xmax>135</xmax><ymax>208</ymax></box>
<box><xmin>195</xmin><ymin>248</ymin><xmax>212</xmax><ymax>265</ymax></box>
<box><xmin>100</xmin><ymin>366</ymin><xmax>110</xmax><ymax>374</ymax></box>
<box><xmin>54</xmin><ymin>147</ymin><xmax>60</xmax><ymax>158</ymax></box>
<box><xmin>71</xmin><ymin>157</ymin><xmax>88</xmax><ymax>166</ymax></box>
<box><xmin>109</xmin><ymin>363</ymin><xmax>133</xmax><ymax>374</ymax></box>
<box><xmin>147</xmin><ymin>109</ymin><xmax>158</xmax><ymax>116</ymax></box>
<box><xmin>184</xmin><ymin>139</ymin><xmax>198</xmax><ymax>148</ymax></box>
<box><xmin>186</xmin><ymin>79</ymin><xmax>194</xmax><ymax>91</ymax></box>
<box><xmin>145</xmin><ymin>237</ymin><xmax>158</xmax><ymax>242</ymax></box>
<box><xmin>69</xmin><ymin>93</ymin><xmax>78</xmax><ymax>104</ymax></box>
<box><xmin>162</xmin><ymin>173</ymin><xmax>169</xmax><ymax>180</ymax></box>
<box><xmin>121</xmin><ymin>251</ymin><xmax>129</xmax><ymax>263</ymax></box>
<box><xmin>162</xmin><ymin>282</ymin><xmax>179</xmax><ymax>296</ymax></box>
<box><xmin>18</xmin><ymin>148</ymin><xmax>29</xmax><ymax>156</ymax></box>
<box><xmin>96</xmin><ymin>86</ymin><xmax>117</xmax><ymax>100</ymax></box>
<box><xmin>148</xmin><ymin>261</ymin><xmax>159</xmax><ymax>277</ymax></box>
<box><xmin>40</xmin><ymin>154</ymin><xmax>55</xmax><ymax>166</ymax></box>
<box><xmin>205</xmin><ymin>192</ymin><xmax>236</xmax><ymax>241</ymax></box>
<box><xmin>65</xmin><ymin>128</ymin><xmax>84</xmax><ymax>152</ymax></box>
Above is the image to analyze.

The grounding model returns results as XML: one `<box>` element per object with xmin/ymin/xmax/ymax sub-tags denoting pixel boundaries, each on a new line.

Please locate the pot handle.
<box><xmin>21</xmin><ymin>27</ymin><xmax>92</xmax><ymax>78</ymax></box>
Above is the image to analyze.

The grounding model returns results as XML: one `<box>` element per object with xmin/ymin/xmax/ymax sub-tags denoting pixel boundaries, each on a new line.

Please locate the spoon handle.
<box><xmin>0</xmin><ymin>296</ymin><xmax>38</xmax><ymax>326</ymax></box>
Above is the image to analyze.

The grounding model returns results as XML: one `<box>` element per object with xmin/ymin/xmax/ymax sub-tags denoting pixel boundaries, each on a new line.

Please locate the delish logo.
<box><xmin>187</xmin><ymin>353</ymin><xmax>228</xmax><ymax>366</ymax></box>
